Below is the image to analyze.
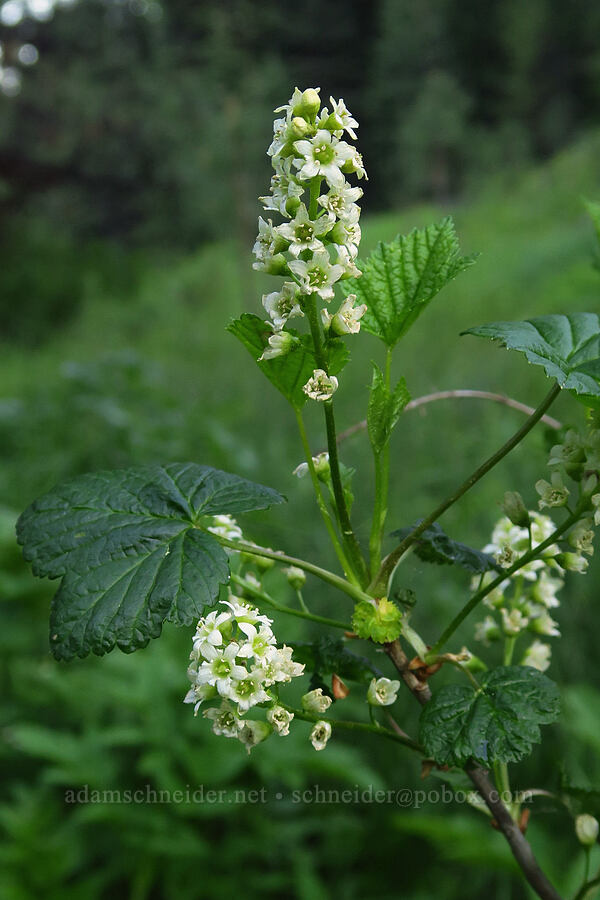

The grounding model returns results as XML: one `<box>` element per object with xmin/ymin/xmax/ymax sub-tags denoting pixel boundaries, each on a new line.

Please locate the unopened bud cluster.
<box><xmin>254</xmin><ymin>87</ymin><xmax>367</xmax><ymax>401</ymax></box>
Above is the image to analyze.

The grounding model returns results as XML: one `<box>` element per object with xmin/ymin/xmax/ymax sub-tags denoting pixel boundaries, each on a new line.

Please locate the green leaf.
<box><xmin>17</xmin><ymin>463</ymin><xmax>284</xmax><ymax>660</ymax></box>
<box><xmin>227</xmin><ymin>314</ymin><xmax>349</xmax><ymax>409</ymax></box>
<box><xmin>367</xmin><ymin>364</ymin><xmax>410</xmax><ymax>454</ymax></box>
<box><xmin>341</xmin><ymin>217</ymin><xmax>475</xmax><ymax>348</ymax></box>
<box><xmin>419</xmin><ymin>666</ymin><xmax>560</xmax><ymax>766</ymax></box>
<box><xmin>391</xmin><ymin>521</ymin><xmax>499</xmax><ymax>574</ymax></box>
<box><xmin>291</xmin><ymin>637</ymin><xmax>383</xmax><ymax>685</ymax></box>
<box><xmin>463</xmin><ymin>314</ymin><xmax>600</xmax><ymax>403</ymax></box>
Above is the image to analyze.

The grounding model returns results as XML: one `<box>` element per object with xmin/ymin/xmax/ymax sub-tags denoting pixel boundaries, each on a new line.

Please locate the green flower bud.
<box><xmin>502</xmin><ymin>491</ymin><xmax>530</xmax><ymax>527</ymax></box>
<box><xmin>284</xmin><ymin>565</ymin><xmax>306</xmax><ymax>590</ymax></box>
<box><xmin>352</xmin><ymin>597</ymin><xmax>402</xmax><ymax>644</ymax></box>
<box><xmin>290</xmin><ymin>116</ymin><xmax>312</xmax><ymax>138</ymax></box>
<box><xmin>262</xmin><ymin>253</ymin><xmax>288</xmax><ymax>276</ymax></box>
<box><xmin>293</xmin><ymin>88</ymin><xmax>321</xmax><ymax>120</ymax></box>
<box><xmin>575</xmin><ymin>814</ymin><xmax>599</xmax><ymax>846</ymax></box>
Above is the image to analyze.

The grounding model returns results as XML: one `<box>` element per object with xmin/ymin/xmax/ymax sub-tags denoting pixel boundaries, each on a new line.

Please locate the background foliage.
<box><xmin>1</xmin><ymin>1</ymin><xmax>600</xmax><ymax>898</ymax></box>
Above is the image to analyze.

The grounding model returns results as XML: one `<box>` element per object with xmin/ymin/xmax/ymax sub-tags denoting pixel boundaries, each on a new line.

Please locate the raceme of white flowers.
<box><xmin>253</xmin><ymin>87</ymin><xmax>367</xmax><ymax>402</ymax></box>
<box><xmin>473</xmin><ymin>426</ymin><xmax>600</xmax><ymax>671</ymax></box>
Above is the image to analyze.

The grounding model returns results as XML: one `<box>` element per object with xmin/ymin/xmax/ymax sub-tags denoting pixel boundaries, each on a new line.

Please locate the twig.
<box><xmin>335</xmin><ymin>389</ymin><xmax>562</xmax><ymax>446</ymax></box>
<box><xmin>384</xmin><ymin>638</ymin><xmax>563</xmax><ymax>900</ymax></box>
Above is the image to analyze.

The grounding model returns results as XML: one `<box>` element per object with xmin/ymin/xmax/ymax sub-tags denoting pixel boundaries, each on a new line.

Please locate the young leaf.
<box><xmin>227</xmin><ymin>315</ymin><xmax>350</xmax><ymax>409</ymax></box>
<box><xmin>291</xmin><ymin>637</ymin><xmax>383</xmax><ymax>685</ymax></box>
<box><xmin>391</xmin><ymin>521</ymin><xmax>499</xmax><ymax>574</ymax></box>
<box><xmin>367</xmin><ymin>363</ymin><xmax>410</xmax><ymax>454</ymax></box>
<box><xmin>463</xmin><ymin>313</ymin><xmax>600</xmax><ymax>402</ymax></box>
<box><xmin>16</xmin><ymin>463</ymin><xmax>284</xmax><ymax>660</ymax></box>
<box><xmin>419</xmin><ymin>666</ymin><xmax>560</xmax><ymax>767</ymax></box>
<box><xmin>341</xmin><ymin>217</ymin><xmax>475</xmax><ymax>348</ymax></box>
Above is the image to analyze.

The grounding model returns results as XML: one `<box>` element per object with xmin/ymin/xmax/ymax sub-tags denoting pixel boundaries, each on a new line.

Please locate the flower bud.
<box><xmin>576</xmin><ymin>814</ymin><xmax>599</xmax><ymax>846</ymax></box>
<box><xmin>302</xmin><ymin>687</ymin><xmax>332</xmax><ymax>714</ymax></box>
<box><xmin>502</xmin><ymin>491</ymin><xmax>530</xmax><ymax>527</ymax></box>
<box><xmin>556</xmin><ymin>552</ymin><xmax>589</xmax><ymax>574</ymax></box>
<box><xmin>290</xmin><ymin>116</ymin><xmax>312</xmax><ymax>139</ymax></box>
<box><xmin>293</xmin><ymin>88</ymin><xmax>321</xmax><ymax>120</ymax></box>
<box><xmin>238</xmin><ymin>720</ymin><xmax>272</xmax><ymax>754</ymax></box>
<box><xmin>261</xmin><ymin>252</ymin><xmax>288</xmax><ymax>276</ymax></box>
<box><xmin>284</xmin><ymin>565</ymin><xmax>306</xmax><ymax>590</ymax></box>
<box><xmin>259</xmin><ymin>330</ymin><xmax>296</xmax><ymax>361</ymax></box>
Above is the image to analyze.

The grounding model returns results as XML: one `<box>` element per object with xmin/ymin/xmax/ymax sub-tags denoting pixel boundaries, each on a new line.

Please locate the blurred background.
<box><xmin>1</xmin><ymin>1</ymin><xmax>600</xmax><ymax>898</ymax></box>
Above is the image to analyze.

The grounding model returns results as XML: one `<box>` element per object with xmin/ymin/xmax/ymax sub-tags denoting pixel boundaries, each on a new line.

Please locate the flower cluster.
<box><xmin>254</xmin><ymin>87</ymin><xmax>367</xmax><ymax>400</ymax></box>
<box><xmin>473</xmin><ymin>421</ymin><xmax>600</xmax><ymax>671</ymax></box>
<box><xmin>185</xmin><ymin>595</ymin><xmax>304</xmax><ymax>753</ymax></box>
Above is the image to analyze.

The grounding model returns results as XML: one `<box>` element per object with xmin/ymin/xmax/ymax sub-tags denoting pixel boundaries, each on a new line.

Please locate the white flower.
<box><xmin>342</xmin><ymin>147</ymin><xmax>368</xmax><ymax>180</ymax></box>
<box><xmin>528</xmin><ymin>608</ymin><xmax>560</xmax><ymax>637</ymax></box>
<box><xmin>302</xmin><ymin>688</ymin><xmax>332</xmax><ymax>714</ymax></box>
<box><xmin>521</xmin><ymin>640</ymin><xmax>552</xmax><ymax>672</ymax></box>
<box><xmin>267</xmin><ymin>705</ymin><xmax>294</xmax><ymax>736</ymax></box>
<box><xmin>329</xmin><ymin>294</ymin><xmax>367</xmax><ymax>335</ymax></box>
<box><xmin>531</xmin><ymin>570</ymin><xmax>563</xmax><ymax>609</ymax></box>
<box><xmin>238</xmin><ymin>719</ymin><xmax>272</xmax><ymax>754</ymax></box>
<box><xmin>367</xmin><ymin>677</ymin><xmax>400</xmax><ymax>706</ymax></box>
<box><xmin>536</xmin><ymin>472</ymin><xmax>570</xmax><ymax>509</ymax></box>
<box><xmin>474</xmin><ymin>615</ymin><xmax>501</xmax><ymax>644</ymax></box>
<box><xmin>259</xmin><ymin>330</ymin><xmax>297</xmax><ymax>361</ymax></box>
<box><xmin>203</xmin><ymin>701</ymin><xmax>243</xmax><ymax>738</ymax></box>
<box><xmin>262</xmin><ymin>282</ymin><xmax>304</xmax><ymax>331</ymax></box>
<box><xmin>501</xmin><ymin>608</ymin><xmax>529</xmax><ymax>636</ymax></box>
<box><xmin>228</xmin><ymin>672</ymin><xmax>271</xmax><ymax>712</ymax></box>
<box><xmin>272</xmin><ymin>645</ymin><xmax>305</xmax><ymax>680</ymax></box>
<box><xmin>275</xmin><ymin>86</ymin><xmax>321</xmax><ymax>119</ymax></box>
<box><xmin>559</xmin><ymin>552</ymin><xmax>589</xmax><ymax>574</ymax></box>
<box><xmin>310</xmin><ymin>720</ymin><xmax>332</xmax><ymax>751</ymax></box>
<box><xmin>252</xmin><ymin>216</ymin><xmax>282</xmax><ymax>267</ymax></box>
<box><xmin>289</xmin><ymin>248</ymin><xmax>344</xmax><ymax>300</ymax></box>
<box><xmin>196</xmin><ymin>643</ymin><xmax>248</xmax><ymax>697</ymax></box>
<box><xmin>207</xmin><ymin>514</ymin><xmax>242</xmax><ymax>542</ymax></box>
<box><xmin>192</xmin><ymin>609</ymin><xmax>232</xmax><ymax>655</ymax></box>
<box><xmin>236</xmin><ymin>622</ymin><xmax>277</xmax><ymax>660</ymax></box>
<box><xmin>275</xmin><ymin>203</ymin><xmax>333</xmax><ymax>257</ymax></box>
<box><xmin>302</xmin><ymin>369</ymin><xmax>338</xmax><ymax>402</ymax></box>
<box><xmin>329</xmin><ymin>205</ymin><xmax>362</xmax><ymax>258</ymax></box>
<box><xmin>260</xmin><ymin>164</ymin><xmax>304</xmax><ymax>218</ymax></box>
<box><xmin>318</xmin><ymin>184</ymin><xmax>363</xmax><ymax>220</ymax></box>
<box><xmin>293</xmin><ymin>130</ymin><xmax>355</xmax><ymax>188</ymax></box>
<box><xmin>221</xmin><ymin>597</ymin><xmax>272</xmax><ymax>627</ymax></box>
<box><xmin>568</xmin><ymin>519</ymin><xmax>595</xmax><ymax>556</ymax></box>
<box><xmin>334</xmin><ymin>244</ymin><xmax>362</xmax><ymax>278</ymax></box>
<box><xmin>325</xmin><ymin>96</ymin><xmax>359</xmax><ymax>139</ymax></box>
<box><xmin>183</xmin><ymin>681</ymin><xmax>217</xmax><ymax>715</ymax></box>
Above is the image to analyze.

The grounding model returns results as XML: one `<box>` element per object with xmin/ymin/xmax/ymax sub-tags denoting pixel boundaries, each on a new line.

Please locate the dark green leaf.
<box><xmin>419</xmin><ymin>666</ymin><xmax>560</xmax><ymax>766</ymax></box>
<box><xmin>391</xmin><ymin>522</ymin><xmax>499</xmax><ymax>574</ymax></box>
<box><xmin>463</xmin><ymin>314</ymin><xmax>600</xmax><ymax>403</ymax></box>
<box><xmin>227</xmin><ymin>314</ymin><xmax>349</xmax><ymax>409</ymax></box>
<box><xmin>291</xmin><ymin>637</ymin><xmax>383</xmax><ymax>685</ymax></box>
<box><xmin>367</xmin><ymin>364</ymin><xmax>410</xmax><ymax>454</ymax></box>
<box><xmin>341</xmin><ymin>217</ymin><xmax>475</xmax><ymax>348</ymax></box>
<box><xmin>17</xmin><ymin>463</ymin><xmax>284</xmax><ymax>660</ymax></box>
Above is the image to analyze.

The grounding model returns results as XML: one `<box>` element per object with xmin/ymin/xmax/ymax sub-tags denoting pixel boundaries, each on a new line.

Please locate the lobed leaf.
<box><xmin>463</xmin><ymin>313</ymin><xmax>600</xmax><ymax>403</ymax></box>
<box><xmin>391</xmin><ymin>521</ymin><xmax>499</xmax><ymax>574</ymax></box>
<box><xmin>17</xmin><ymin>463</ymin><xmax>284</xmax><ymax>660</ymax></box>
<box><xmin>341</xmin><ymin>217</ymin><xmax>476</xmax><ymax>348</ymax></box>
<box><xmin>419</xmin><ymin>666</ymin><xmax>560</xmax><ymax>767</ymax></box>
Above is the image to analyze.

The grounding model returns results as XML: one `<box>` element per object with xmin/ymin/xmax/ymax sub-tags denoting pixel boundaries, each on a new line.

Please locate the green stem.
<box><xmin>230</xmin><ymin>573</ymin><xmax>352</xmax><ymax>630</ymax></box>
<box><xmin>295</xmin><ymin>408</ymin><xmax>358</xmax><ymax>585</ymax></box>
<box><xmin>369</xmin><ymin>346</ymin><xmax>393</xmax><ymax>577</ymax></box>
<box><xmin>504</xmin><ymin>636</ymin><xmax>516</xmax><ymax>666</ymax></box>
<box><xmin>304</xmin><ymin>292</ymin><xmax>369</xmax><ymax>586</ymax></box>
<box><xmin>281</xmin><ymin>703</ymin><xmax>422</xmax><ymax>753</ymax></box>
<box><xmin>369</xmin><ymin>382</ymin><xmax>562</xmax><ymax>596</ymax></box>
<box><xmin>210</xmin><ymin>533</ymin><xmax>372</xmax><ymax>605</ymax></box>
<box><xmin>574</xmin><ymin>870</ymin><xmax>600</xmax><ymax>900</ymax></box>
<box><xmin>296</xmin><ymin>589</ymin><xmax>310</xmax><ymax>614</ymax></box>
<box><xmin>427</xmin><ymin>502</ymin><xmax>584</xmax><ymax>659</ymax></box>
<box><xmin>494</xmin><ymin>761</ymin><xmax>512</xmax><ymax>804</ymax></box>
